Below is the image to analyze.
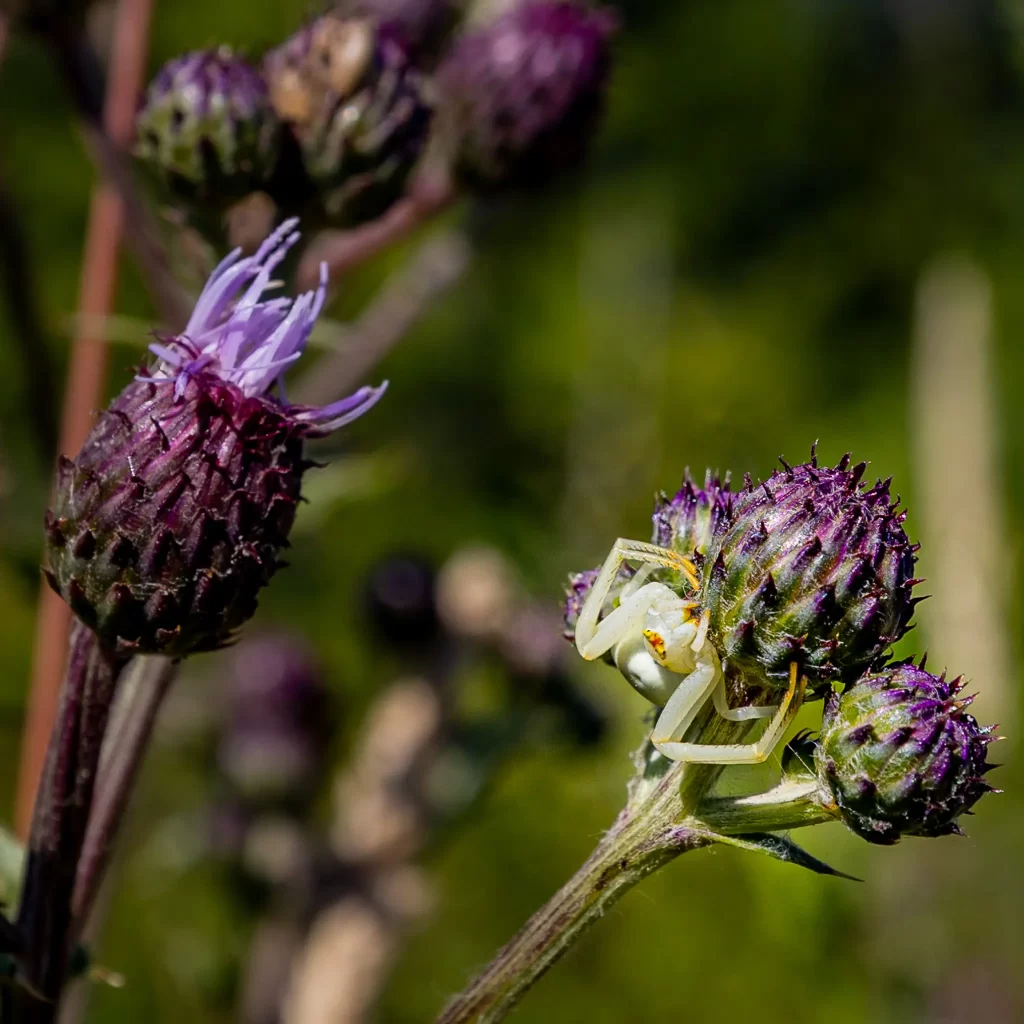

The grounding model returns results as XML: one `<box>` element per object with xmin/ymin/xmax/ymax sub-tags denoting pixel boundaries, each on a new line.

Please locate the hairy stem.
<box><xmin>15</xmin><ymin>625</ymin><xmax>126</xmax><ymax>1020</ymax></box>
<box><xmin>437</xmin><ymin>712</ymin><xmax>745</xmax><ymax>1023</ymax></box>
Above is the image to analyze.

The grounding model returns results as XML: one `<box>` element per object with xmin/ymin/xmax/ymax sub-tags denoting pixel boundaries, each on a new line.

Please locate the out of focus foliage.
<box><xmin>1</xmin><ymin>0</ymin><xmax>1023</xmax><ymax>1021</ymax></box>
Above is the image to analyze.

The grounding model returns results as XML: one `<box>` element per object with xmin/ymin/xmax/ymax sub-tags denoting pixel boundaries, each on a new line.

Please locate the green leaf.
<box><xmin>714</xmin><ymin>831</ymin><xmax>861</xmax><ymax>881</ymax></box>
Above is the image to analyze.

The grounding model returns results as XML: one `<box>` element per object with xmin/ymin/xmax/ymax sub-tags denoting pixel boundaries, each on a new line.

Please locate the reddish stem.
<box><xmin>14</xmin><ymin>0</ymin><xmax>155</xmax><ymax>840</ymax></box>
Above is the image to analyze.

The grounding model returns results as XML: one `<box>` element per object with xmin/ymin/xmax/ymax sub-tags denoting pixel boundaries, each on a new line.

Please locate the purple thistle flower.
<box><xmin>44</xmin><ymin>221</ymin><xmax>385</xmax><ymax>656</ymax></box>
<box><xmin>144</xmin><ymin>218</ymin><xmax>386</xmax><ymax>431</ymax></box>
<box><xmin>816</xmin><ymin>661</ymin><xmax>998</xmax><ymax>843</ymax></box>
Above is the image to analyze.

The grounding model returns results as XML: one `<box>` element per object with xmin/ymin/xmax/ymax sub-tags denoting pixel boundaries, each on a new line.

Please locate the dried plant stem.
<box><xmin>15</xmin><ymin>0</ymin><xmax>157</xmax><ymax>840</ymax></box>
<box><xmin>70</xmin><ymin>656</ymin><xmax>178</xmax><ymax>940</ymax></box>
<box><xmin>294</xmin><ymin>229</ymin><xmax>471</xmax><ymax>406</ymax></box>
<box><xmin>15</xmin><ymin>625</ymin><xmax>126</xmax><ymax>1020</ymax></box>
<box><xmin>296</xmin><ymin>172</ymin><xmax>459</xmax><ymax>290</ymax></box>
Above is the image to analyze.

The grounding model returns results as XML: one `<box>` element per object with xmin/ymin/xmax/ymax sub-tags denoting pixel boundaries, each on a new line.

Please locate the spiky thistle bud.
<box><xmin>264</xmin><ymin>14</ymin><xmax>432</xmax><ymax>223</ymax></box>
<box><xmin>135</xmin><ymin>48</ymin><xmax>282</xmax><ymax>206</ymax></box>
<box><xmin>815</xmin><ymin>661</ymin><xmax>997</xmax><ymax>843</ymax></box>
<box><xmin>44</xmin><ymin>220</ymin><xmax>386</xmax><ymax>657</ymax></box>
<box><xmin>436</xmin><ymin>1</ymin><xmax>617</xmax><ymax>189</ymax></box>
<box><xmin>219</xmin><ymin>633</ymin><xmax>334</xmax><ymax>807</ymax></box>
<box><xmin>658</xmin><ymin>453</ymin><xmax>919</xmax><ymax>685</ymax></box>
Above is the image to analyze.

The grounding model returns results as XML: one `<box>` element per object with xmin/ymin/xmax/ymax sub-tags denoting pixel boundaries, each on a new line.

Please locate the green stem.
<box><xmin>437</xmin><ymin>712</ymin><xmax>745</xmax><ymax>1024</ymax></box>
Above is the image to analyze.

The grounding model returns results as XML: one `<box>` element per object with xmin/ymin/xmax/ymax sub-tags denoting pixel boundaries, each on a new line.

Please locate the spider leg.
<box><xmin>655</xmin><ymin>663</ymin><xmax>807</xmax><ymax>764</ymax></box>
<box><xmin>649</xmin><ymin>648</ymin><xmax>720</xmax><ymax>749</ymax></box>
<box><xmin>574</xmin><ymin>538</ymin><xmax>700</xmax><ymax>661</ymax></box>
<box><xmin>711</xmin><ymin>677</ymin><xmax>778</xmax><ymax>721</ymax></box>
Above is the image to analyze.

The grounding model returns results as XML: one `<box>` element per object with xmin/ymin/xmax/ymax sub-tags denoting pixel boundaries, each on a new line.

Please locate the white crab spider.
<box><xmin>574</xmin><ymin>538</ymin><xmax>807</xmax><ymax>764</ymax></box>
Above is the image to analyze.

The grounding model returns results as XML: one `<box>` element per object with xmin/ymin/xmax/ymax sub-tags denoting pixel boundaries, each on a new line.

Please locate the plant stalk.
<box><xmin>14</xmin><ymin>624</ymin><xmax>126</xmax><ymax>1020</ymax></box>
<box><xmin>436</xmin><ymin>711</ymin><xmax>746</xmax><ymax>1024</ymax></box>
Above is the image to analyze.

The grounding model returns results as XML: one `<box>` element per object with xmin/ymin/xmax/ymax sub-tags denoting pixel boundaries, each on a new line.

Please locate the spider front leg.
<box><xmin>654</xmin><ymin>663</ymin><xmax>807</xmax><ymax>765</ymax></box>
<box><xmin>574</xmin><ymin>538</ymin><xmax>699</xmax><ymax>661</ymax></box>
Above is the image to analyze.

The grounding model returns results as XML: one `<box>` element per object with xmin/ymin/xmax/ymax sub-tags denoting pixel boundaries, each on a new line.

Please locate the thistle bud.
<box><xmin>437</xmin><ymin>2</ymin><xmax>617</xmax><ymax>189</ymax></box>
<box><xmin>219</xmin><ymin>633</ymin><xmax>334</xmax><ymax>807</ymax></box>
<box><xmin>659</xmin><ymin>453</ymin><xmax>919</xmax><ymax>685</ymax></box>
<box><xmin>264</xmin><ymin>14</ymin><xmax>432</xmax><ymax>223</ymax></box>
<box><xmin>815</xmin><ymin>662</ymin><xmax>997</xmax><ymax>843</ymax></box>
<box><xmin>135</xmin><ymin>48</ymin><xmax>282</xmax><ymax>206</ymax></box>
<box><xmin>44</xmin><ymin>220</ymin><xmax>386</xmax><ymax>657</ymax></box>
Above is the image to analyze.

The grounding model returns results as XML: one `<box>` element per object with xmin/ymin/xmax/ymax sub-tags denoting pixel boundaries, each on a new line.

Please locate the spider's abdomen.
<box><xmin>692</xmin><ymin>457</ymin><xmax>917</xmax><ymax>685</ymax></box>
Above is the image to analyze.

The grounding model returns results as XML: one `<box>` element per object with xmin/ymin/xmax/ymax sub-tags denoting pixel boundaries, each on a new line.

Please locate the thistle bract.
<box><xmin>135</xmin><ymin>49</ymin><xmax>282</xmax><ymax>205</ymax></box>
<box><xmin>815</xmin><ymin>662</ymin><xmax>997</xmax><ymax>843</ymax></box>
<box><xmin>660</xmin><ymin>456</ymin><xmax>918</xmax><ymax>685</ymax></box>
<box><xmin>45</xmin><ymin>220</ymin><xmax>386</xmax><ymax>656</ymax></box>
<box><xmin>264</xmin><ymin>14</ymin><xmax>431</xmax><ymax>223</ymax></box>
<box><xmin>437</xmin><ymin>2</ymin><xmax>616</xmax><ymax>188</ymax></box>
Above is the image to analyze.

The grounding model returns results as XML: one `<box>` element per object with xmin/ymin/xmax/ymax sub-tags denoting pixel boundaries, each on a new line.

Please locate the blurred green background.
<box><xmin>2</xmin><ymin>0</ymin><xmax>1024</xmax><ymax>1021</ymax></box>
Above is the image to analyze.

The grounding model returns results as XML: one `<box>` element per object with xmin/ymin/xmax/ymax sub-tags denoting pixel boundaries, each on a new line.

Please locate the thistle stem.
<box><xmin>69</xmin><ymin>656</ymin><xmax>178</xmax><ymax>941</ymax></box>
<box><xmin>437</xmin><ymin>712</ymin><xmax>746</xmax><ymax>1024</ymax></box>
<box><xmin>15</xmin><ymin>624</ymin><xmax>127</xmax><ymax>1019</ymax></box>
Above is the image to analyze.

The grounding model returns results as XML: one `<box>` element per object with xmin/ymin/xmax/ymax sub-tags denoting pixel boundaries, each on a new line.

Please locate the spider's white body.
<box><xmin>574</xmin><ymin>538</ymin><xmax>805</xmax><ymax>764</ymax></box>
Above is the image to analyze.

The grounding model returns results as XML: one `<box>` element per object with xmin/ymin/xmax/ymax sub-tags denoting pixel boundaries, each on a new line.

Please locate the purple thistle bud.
<box><xmin>218</xmin><ymin>632</ymin><xmax>334</xmax><ymax>807</ymax></box>
<box><xmin>437</xmin><ymin>1</ymin><xmax>617</xmax><ymax>188</ymax></box>
<box><xmin>815</xmin><ymin>661</ymin><xmax>997</xmax><ymax>844</ymax></box>
<box><xmin>665</xmin><ymin>454</ymin><xmax>918</xmax><ymax>685</ymax></box>
<box><xmin>44</xmin><ymin>220</ymin><xmax>386</xmax><ymax>656</ymax></box>
<box><xmin>135</xmin><ymin>48</ymin><xmax>282</xmax><ymax>205</ymax></box>
<box><xmin>264</xmin><ymin>14</ymin><xmax>432</xmax><ymax>223</ymax></box>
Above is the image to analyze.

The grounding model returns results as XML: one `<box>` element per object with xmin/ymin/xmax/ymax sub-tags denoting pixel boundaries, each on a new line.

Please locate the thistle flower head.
<box><xmin>815</xmin><ymin>661</ymin><xmax>998</xmax><ymax>843</ymax></box>
<box><xmin>45</xmin><ymin>220</ymin><xmax>385</xmax><ymax>656</ymax></box>
<box><xmin>437</xmin><ymin>1</ymin><xmax>617</xmax><ymax>188</ymax></box>
<box><xmin>658</xmin><ymin>452</ymin><xmax>918</xmax><ymax>687</ymax></box>
<box><xmin>264</xmin><ymin>14</ymin><xmax>432</xmax><ymax>223</ymax></box>
<box><xmin>135</xmin><ymin>48</ymin><xmax>282</xmax><ymax>205</ymax></box>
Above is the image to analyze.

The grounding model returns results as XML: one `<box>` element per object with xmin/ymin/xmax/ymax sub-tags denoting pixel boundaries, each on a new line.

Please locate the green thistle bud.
<box><xmin>815</xmin><ymin>661</ymin><xmax>998</xmax><ymax>844</ymax></box>
<box><xmin>135</xmin><ymin>48</ymin><xmax>282</xmax><ymax>206</ymax></box>
<box><xmin>263</xmin><ymin>14</ymin><xmax>432</xmax><ymax>224</ymax></box>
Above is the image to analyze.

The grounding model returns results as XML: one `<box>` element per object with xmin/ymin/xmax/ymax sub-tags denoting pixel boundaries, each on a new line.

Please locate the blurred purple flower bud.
<box><xmin>364</xmin><ymin>555</ymin><xmax>441</xmax><ymax>651</ymax></box>
<box><xmin>437</xmin><ymin>2</ymin><xmax>617</xmax><ymax>188</ymax></box>
<box><xmin>135</xmin><ymin>48</ymin><xmax>282</xmax><ymax>205</ymax></box>
<box><xmin>218</xmin><ymin>632</ymin><xmax>334</xmax><ymax>807</ymax></box>
<box><xmin>264</xmin><ymin>14</ymin><xmax>432</xmax><ymax>223</ymax></box>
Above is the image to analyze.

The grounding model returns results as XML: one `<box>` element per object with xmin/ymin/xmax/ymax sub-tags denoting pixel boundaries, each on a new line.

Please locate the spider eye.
<box><xmin>642</xmin><ymin>628</ymin><xmax>667</xmax><ymax>660</ymax></box>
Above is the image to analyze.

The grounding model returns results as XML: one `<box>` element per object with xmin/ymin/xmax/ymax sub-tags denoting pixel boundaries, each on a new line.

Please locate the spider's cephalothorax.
<box><xmin>566</xmin><ymin>449</ymin><xmax>919</xmax><ymax>765</ymax></box>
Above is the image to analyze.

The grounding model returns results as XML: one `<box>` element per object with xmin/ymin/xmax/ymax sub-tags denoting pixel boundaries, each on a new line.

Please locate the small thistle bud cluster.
<box><xmin>815</xmin><ymin>661</ymin><xmax>998</xmax><ymax>844</ymax></box>
<box><xmin>437</xmin><ymin>2</ymin><xmax>617</xmax><ymax>189</ymax></box>
<box><xmin>263</xmin><ymin>13</ymin><xmax>432</xmax><ymax>223</ymax></box>
<box><xmin>45</xmin><ymin>220</ymin><xmax>385</xmax><ymax>657</ymax></box>
<box><xmin>135</xmin><ymin>3</ymin><xmax>616</xmax><ymax>220</ymax></box>
<box><xmin>566</xmin><ymin>447</ymin><xmax>998</xmax><ymax>843</ymax></box>
<box><xmin>135</xmin><ymin>48</ymin><xmax>282</xmax><ymax>205</ymax></box>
